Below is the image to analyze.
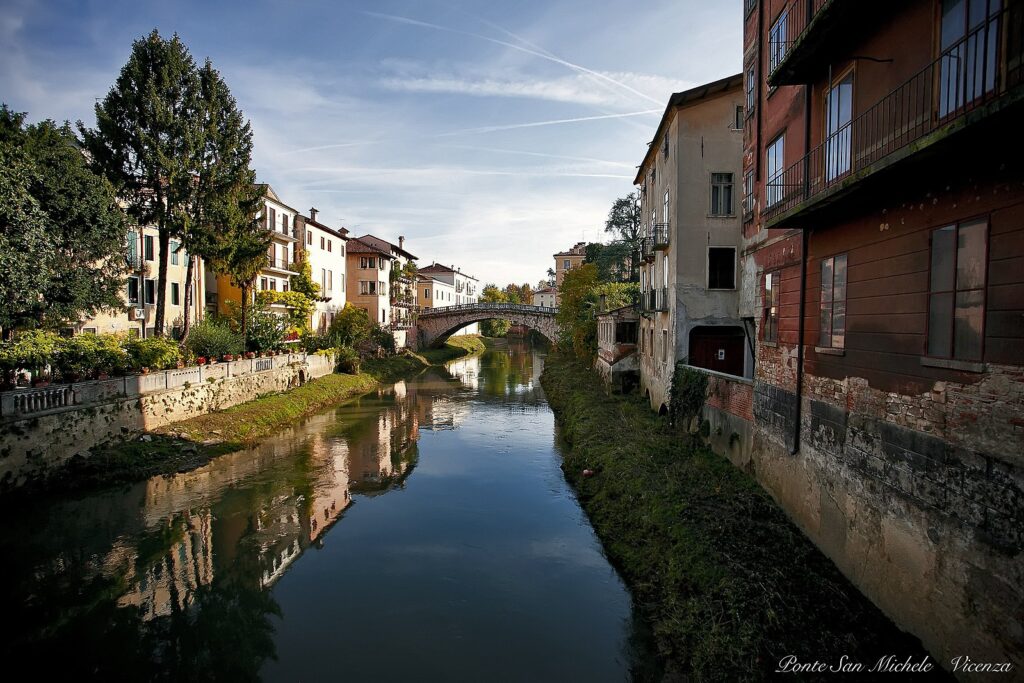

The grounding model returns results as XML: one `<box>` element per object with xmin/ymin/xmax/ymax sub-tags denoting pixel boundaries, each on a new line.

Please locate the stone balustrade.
<box><xmin>0</xmin><ymin>352</ymin><xmax>331</xmax><ymax>422</ymax></box>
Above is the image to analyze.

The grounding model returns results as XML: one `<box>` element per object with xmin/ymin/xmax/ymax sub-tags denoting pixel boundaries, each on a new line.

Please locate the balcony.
<box><xmin>650</xmin><ymin>223</ymin><xmax>670</xmax><ymax>250</ymax></box>
<box><xmin>270</xmin><ymin>227</ymin><xmax>297</xmax><ymax>243</ymax></box>
<box><xmin>641</xmin><ymin>236</ymin><xmax>655</xmax><ymax>262</ymax></box>
<box><xmin>641</xmin><ymin>288</ymin><xmax>669</xmax><ymax>313</ymax></box>
<box><xmin>764</xmin><ymin>6</ymin><xmax>1023</xmax><ymax>227</ymax></box>
<box><xmin>766</xmin><ymin>0</ymin><xmax>834</xmax><ymax>86</ymax></box>
<box><xmin>265</xmin><ymin>257</ymin><xmax>298</xmax><ymax>276</ymax></box>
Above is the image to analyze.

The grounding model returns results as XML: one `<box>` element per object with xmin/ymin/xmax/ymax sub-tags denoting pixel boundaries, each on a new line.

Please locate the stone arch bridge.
<box><xmin>415</xmin><ymin>303</ymin><xmax>559</xmax><ymax>349</ymax></box>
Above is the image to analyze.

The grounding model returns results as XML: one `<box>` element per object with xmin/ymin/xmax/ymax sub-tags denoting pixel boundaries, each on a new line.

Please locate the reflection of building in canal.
<box><xmin>351</xmin><ymin>383</ymin><xmax>420</xmax><ymax>484</ymax></box>
<box><xmin>109</xmin><ymin>508</ymin><xmax>215</xmax><ymax>621</ymax></box>
<box><xmin>444</xmin><ymin>356</ymin><xmax>479</xmax><ymax>390</ymax></box>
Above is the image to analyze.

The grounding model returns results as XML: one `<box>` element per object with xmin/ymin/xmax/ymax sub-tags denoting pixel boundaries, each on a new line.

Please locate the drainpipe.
<box><xmin>791</xmin><ymin>84</ymin><xmax>813</xmax><ymax>456</ymax></box>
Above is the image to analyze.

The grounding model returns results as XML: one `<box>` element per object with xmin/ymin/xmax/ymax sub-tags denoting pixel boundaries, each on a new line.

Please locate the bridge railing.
<box><xmin>420</xmin><ymin>303</ymin><xmax>558</xmax><ymax>316</ymax></box>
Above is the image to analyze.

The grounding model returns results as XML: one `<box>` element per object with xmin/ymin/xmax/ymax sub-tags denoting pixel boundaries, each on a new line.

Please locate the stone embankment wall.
<box><xmin>682</xmin><ymin>361</ymin><xmax>1023</xmax><ymax>671</ymax></box>
<box><xmin>0</xmin><ymin>352</ymin><xmax>337</xmax><ymax>490</ymax></box>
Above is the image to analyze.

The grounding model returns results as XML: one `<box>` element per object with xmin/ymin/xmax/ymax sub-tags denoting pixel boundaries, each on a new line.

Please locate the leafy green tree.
<box><xmin>82</xmin><ymin>30</ymin><xmax>203</xmax><ymax>337</ymax></box>
<box><xmin>585</xmin><ymin>241</ymin><xmax>634</xmax><ymax>283</ymax></box>
<box><xmin>327</xmin><ymin>304</ymin><xmax>374</xmax><ymax>347</ymax></box>
<box><xmin>479</xmin><ymin>284</ymin><xmax>510</xmax><ymax>337</ymax></box>
<box><xmin>205</xmin><ymin>182</ymin><xmax>269</xmax><ymax>347</ymax></box>
<box><xmin>0</xmin><ymin>137</ymin><xmax>50</xmax><ymax>337</ymax></box>
<box><xmin>603</xmin><ymin>192</ymin><xmax>642</xmax><ymax>282</ymax></box>
<box><xmin>1</xmin><ymin>107</ymin><xmax>129</xmax><ymax>331</ymax></box>
<box><xmin>556</xmin><ymin>263</ymin><xmax>601</xmax><ymax>359</ymax></box>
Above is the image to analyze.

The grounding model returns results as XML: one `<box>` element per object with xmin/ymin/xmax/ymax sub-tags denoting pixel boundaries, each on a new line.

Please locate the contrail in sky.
<box><xmin>361</xmin><ymin>11</ymin><xmax>663</xmax><ymax>106</ymax></box>
<box><xmin>436</xmin><ymin>110</ymin><xmax>660</xmax><ymax>137</ymax></box>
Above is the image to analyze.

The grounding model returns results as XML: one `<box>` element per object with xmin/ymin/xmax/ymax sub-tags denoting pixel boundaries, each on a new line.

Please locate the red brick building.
<box><xmin>741</xmin><ymin>0</ymin><xmax>1023</xmax><ymax>669</ymax></box>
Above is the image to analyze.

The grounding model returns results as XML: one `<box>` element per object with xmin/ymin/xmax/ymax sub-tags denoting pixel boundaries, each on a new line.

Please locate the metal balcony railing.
<box><xmin>767</xmin><ymin>0</ymin><xmax>831</xmax><ymax>83</ymax></box>
<box><xmin>266</xmin><ymin>257</ymin><xmax>296</xmax><ymax>271</ymax></box>
<box><xmin>641</xmin><ymin>236</ymin><xmax>655</xmax><ymax>262</ymax></box>
<box><xmin>764</xmin><ymin>4</ymin><xmax>1023</xmax><ymax>224</ymax></box>
<box><xmin>651</xmin><ymin>223</ymin><xmax>670</xmax><ymax>250</ymax></box>
<box><xmin>641</xmin><ymin>288</ymin><xmax>669</xmax><ymax>312</ymax></box>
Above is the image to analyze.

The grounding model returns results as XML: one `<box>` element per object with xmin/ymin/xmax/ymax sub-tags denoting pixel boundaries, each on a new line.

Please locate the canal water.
<box><xmin>0</xmin><ymin>341</ymin><xmax>650</xmax><ymax>681</ymax></box>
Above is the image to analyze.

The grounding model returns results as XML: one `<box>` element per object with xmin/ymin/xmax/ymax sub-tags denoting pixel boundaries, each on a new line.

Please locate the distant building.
<box><xmin>295</xmin><ymin>208</ymin><xmax>348</xmax><ymax>333</ymax></box>
<box><xmin>595</xmin><ymin>305</ymin><xmax>639</xmax><ymax>393</ymax></box>
<box><xmin>346</xmin><ymin>235</ymin><xmax>417</xmax><ymax>347</ymax></box>
<box><xmin>635</xmin><ymin>73</ymin><xmax>747</xmax><ymax>414</ymax></box>
<box><xmin>531</xmin><ymin>286</ymin><xmax>557</xmax><ymax>309</ymax></box>
<box><xmin>417</xmin><ymin>262</ymin><xmax>479</xmax><ymax>335</ymax></box>
<box><xmin>76</xmin><ymin>225</ymin><xmax>204</xmax><ymax>339</ymax></box>
<box><xmin>553</xmin><ymin>242</ymin><xmax>586</xmax><ymax>304</ymax></box>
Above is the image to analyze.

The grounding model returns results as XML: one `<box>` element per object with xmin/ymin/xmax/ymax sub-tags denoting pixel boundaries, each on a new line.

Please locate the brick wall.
<box><xmin>706</xmin><ymin>371</ymin><xmax>754</xmax><ymax>422</ymax></box>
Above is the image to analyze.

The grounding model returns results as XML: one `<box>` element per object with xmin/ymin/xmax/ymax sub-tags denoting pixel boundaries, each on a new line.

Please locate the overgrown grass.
<box><xmin>540</xmin><ymin>353</ymin><xmax>942</xmax><ymax>682</ymax></box>
<box><xmin>11</xmin><ymin>338</ymin><xmax>488</xmax><ymax>498</ymax></box>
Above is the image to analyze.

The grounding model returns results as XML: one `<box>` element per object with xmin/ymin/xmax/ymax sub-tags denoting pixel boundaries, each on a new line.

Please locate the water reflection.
<box><xmin>0</xmin><ymin>340</ymin><xmax>639</xmax><ymax>680</ymax></box>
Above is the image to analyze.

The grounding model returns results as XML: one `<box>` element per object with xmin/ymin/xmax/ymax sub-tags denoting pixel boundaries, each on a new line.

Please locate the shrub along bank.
<box><xmin>540</xmin><ymin>353</ymin><xmax>941</xmax><ymax>681</ymax></box>
<box><xmin>10</xmin><ymin>337</ymin><xmax>488</xmax><ymax>498</ymax></box>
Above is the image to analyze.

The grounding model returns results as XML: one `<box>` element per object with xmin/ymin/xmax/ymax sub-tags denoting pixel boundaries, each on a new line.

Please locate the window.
<box><xmin>269</xmin><ymin>279</ymin><xmax>277</xmax><ymax>292</ymax></box>
<box><xmin>379</xmin><ymin>280</ymin><xmax>386</xmax><ymax>294</ymax></box>
<box><xmin>281</xmin><ymin>214</ymin><xmax>289</xmax><ymax>233</ymax></box>
<box><xmin>425</xmin><ymin>288</ymin><xmax>431</xmax><ymax>299</ymax></box>
<box><xmin>710</xmin><ymin>173</ymin><xmax>734</xmax><ymax>216</ymax></box>
<box><xmin>127</xmin><ymin>276</ymin><xmax>140</xmax><ymax>305</ymax></box>
<box><xmin>127</xmin><ymin>231</ymin><xmax>138</xmax><ymax>267</ymax></box>
<box><xmin>745</xmin><ymin>64</ymin><xmax>756</xmax><ymax>113</ymax></box>
<box><xmin>663</xmin><ymin>190</ymin><xmax>669</xmax><ymax>225</ymax></box>
<box><xmin>144</xmin><ymin>279</ymin><xmax>156</xmax><ymax>305</ymax></box>
<box><xmin>819</xmin><ymin>254</ymin><xmax>848</xmax><ymax>348</ymax></box>
<box><xmin>360</xmin><ymin>256</ymin><xmax>376</xmax><ymax>269</ymax></box>
<box><xmin>327</xmin><ymin>240</ymin><xmax>332</xmax><ymax>252</ymax></box>
<box><xmin>321</xmin><ymin>268</ymin><xmax>327</xmax><ymax>291</ymax></box>
<box><xmin>563</xmin><ymin>259</ymin><xmax>570</xmax><ymax>269</ymax></box>
<box><xmin>825</xmin><ymin>72</ymin><xmax>854</xmax><ymax>181</ymax></box>
<box><xmin>616</xmin><ymin>322</ymin><xmax>638</xmax><ymax>344</ymax></box>
<box><xmin>307</xmin><ymin>231</ymin><xmax>313</xmax><ymax>245</ymax></box>
<box><xmin>144</xmin><ymin>235</ymin><xmax>154</xmax><ymax>261</ymax></box>
<box><xmin>359</xmin><ymin>281</ymin><xmax>377</xmax><ymax>295</ymax></box>
<box><xmin>340</xmin><ymin>245</ymin><xmax>345</xmax><ymax>258</ymax></box>
<box><xmin>282</xmin><ymin>281</ymin><xmax>289</xmax><ymax>292</ymax></box>
<box><xmin>763</xmin><ymin>272</ymin><xmax>780</xmax><ymax>342</ymax></box>
<box><xmin>321</xmin><ymin>236</ymin><xmax>325</xmax><ymax>249</ymax></box>
<box><xmin>742</xmin><ymin>171</ymin><xmax>754</xmax><ymax>218</ymax></box>
<box><xmin>662</xmin><ymin>329</ymin><xmax>669</xmax><ymax>363</ymax></box>
<box><xmin>939</xmin><ymin>0</ymin><xmax>1000</xmax><ymax>117</ymax></box>
<box><xmin>769</xmin><ymin>9</ymin><xmax>789</xmax><ymax>75</ymax></box>
<box><xmin>269</xmin><ymin>208</ymin><xmax>276</xmax><ymax>230</ymax></box>
<box><xmin>734</xmin><ymin>105</ymin><xmax>744</xmax><ymax>130</ymax></box>
<box><xmin>928</xmin><ymin>219</ymin><xmax>987</xmax><ymax>360</ymax></box>
<box><xmin>708</xmin><ymin>247</ymin><xmax>737</xmax><ymax>290</ymax></box>
<box><xmin>766</xmin><ymin>134</ymin><xmax>785</xmax><ymax>207</ymax></box>
<box><xmin>662</xmin><ymin>135</ymin><xmax>669</xmax><ymax>158</ymax></box>
<box><xmin>170</xmin><ymin>282</ymin><xmax>180</xmax><ymax>306</ymax></box>
<box><xmin>328</xmin><ymin>270</ymin><xmax>333</xmax><ymax>292</ymax></box>
<box><xmin>170</xmin><ymin>240</ymin><xmax>180</xmax><ymax>265</ymax></box>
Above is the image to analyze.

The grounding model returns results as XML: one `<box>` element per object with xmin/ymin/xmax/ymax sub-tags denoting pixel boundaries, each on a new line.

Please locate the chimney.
<box><xmin>399</xmin><ymin>235</ymin><xmax>405</xmax><ymax>250</ymax></box>
<box><xmin>309</xmin><ymin>207</ymin><xmax>318</xmax><ymax>222</ymax></box>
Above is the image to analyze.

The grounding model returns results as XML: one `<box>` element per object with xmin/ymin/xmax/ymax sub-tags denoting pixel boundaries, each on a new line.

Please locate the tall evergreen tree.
<box><xmin>81</xmin><ymin>30</ymin><xmax>202</xmax><ymax>337</ymax></box>
<box><xmin>180</xmin><ymin>60</ymin><xmax>260</xmax><ymax>340</ymax></box>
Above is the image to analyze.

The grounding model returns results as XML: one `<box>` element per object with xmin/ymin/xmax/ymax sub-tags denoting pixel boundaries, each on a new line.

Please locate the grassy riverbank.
<box><xmin>14</xmin><ymin>337</ymin><xmax>488</xmax><ymax>497</ymax></box>
<box><xmin>540</xmin><ymin>353</ymin><xmax>940</xmax><ymax>681</ymax></box>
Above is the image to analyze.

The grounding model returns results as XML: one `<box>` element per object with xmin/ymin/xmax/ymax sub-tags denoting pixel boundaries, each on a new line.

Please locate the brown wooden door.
<box><xmin>690</xmin><ymin>330</ymin><xmax>745</xmax><ymax>377</ymax></box>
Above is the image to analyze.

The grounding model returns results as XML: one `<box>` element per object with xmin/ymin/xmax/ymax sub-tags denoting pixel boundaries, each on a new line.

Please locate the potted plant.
<box><xmin>245</xmin><ymin>351</ymin><xmax>255</xmax><ymax>359</ymax></box>
<box><xmin>223</xmin><ymin>354</ymin><xmax>234</xmax><ymax>362</ymax></box>
<box><xmin>176</xmin><ymin>359</ymin><xmax>185</xmax><ymax>369</ymax></box>
<box><xmin>197</xmin><ymin>356</ymin><xmax>207</xmax><ymax>366</ymax></box>
<box><xmin>140</xmin><ymin>367</ymin><xmax>150</xmax><ymax>375</ymax></box>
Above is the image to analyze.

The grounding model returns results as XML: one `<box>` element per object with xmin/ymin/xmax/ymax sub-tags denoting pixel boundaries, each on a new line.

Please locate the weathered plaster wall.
<box><xmin>0</xmin><ymin>353</ymin><xmax>337</xmax><ymax>491</ymax></box>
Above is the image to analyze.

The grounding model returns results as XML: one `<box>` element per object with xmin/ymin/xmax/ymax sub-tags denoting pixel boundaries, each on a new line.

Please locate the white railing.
<box><xmin>0</xmin><ymin>351</ymin><xmax>323</xmax><ymax>421</ymax></box>
<box><xmin>420</xmin><ymin>302</ymin><xmax>558</xmax><ymax>316</ymax></box>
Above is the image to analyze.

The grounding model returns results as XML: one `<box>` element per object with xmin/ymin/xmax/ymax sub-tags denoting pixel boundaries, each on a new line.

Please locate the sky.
<box><xmin>0</xmin><ymin>0</ymin><xmax>742</xmax><ymax>287</ymax></box>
